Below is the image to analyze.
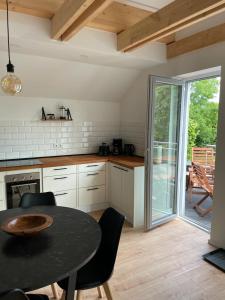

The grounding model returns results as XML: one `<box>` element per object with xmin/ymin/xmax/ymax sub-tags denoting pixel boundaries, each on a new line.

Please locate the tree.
<box><xmin>187</xmin><ymin>78</ymin><xmax>219</xmax><ymax>160</ymax></box>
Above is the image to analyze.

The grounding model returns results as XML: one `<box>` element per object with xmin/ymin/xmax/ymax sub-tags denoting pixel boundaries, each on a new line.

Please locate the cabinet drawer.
<box><xmin>78</xmin><ymin>162</ymin><xmax>105</xmax><ymax>173</ymax></box>
<box><xmin>43</xmin><ymin>165</ymin><xmax>76</xmax><ymax>177</ymax></box>
<box><xmin>0</xmin><ymin>183</ymin><xmax>4</xmax><ymax>200</ymax></box>
<box><xmin>0</xmin><ymin>200</ymin><xmax>4</xmax><ymax>211</ymax></box>
<box><xmin>0</xmin><ymin>173</ymin><xmax>5</xmax><ymax>182</ymax></box>
<box><xmin>79</xmin><ymin>171</ymin><xmax>105</xmax><ymax>188</ymax></box>
<box><xmin>43</xmin><ymin>174</ymin><xmax>76</xmax><ymax>193</ymax></box>
<box><xmin>79</xmin><ymin>186</ymin><xmax>106</xmax><ymax>206</ymax></box>
<box><xmin>54</xmin><ymin>189</ymin><xmax>77</xmax><ymax>209</ymax></box>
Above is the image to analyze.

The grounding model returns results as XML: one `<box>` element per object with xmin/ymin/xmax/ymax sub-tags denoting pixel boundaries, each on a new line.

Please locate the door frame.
<box><xmin>178</xmin><ymin>73</ymin><xmax>221</xmax><ymax>223</ymax></box>
<box><xmin>145</xmin><ymin>75</ymin><xmax>185</xmax><ymax>230</ymax></box>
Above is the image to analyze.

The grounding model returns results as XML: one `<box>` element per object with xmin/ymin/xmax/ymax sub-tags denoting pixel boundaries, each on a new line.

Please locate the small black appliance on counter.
<box><xmin>112</xmin><ymin>139</ymin><xmax>123</xmax><ymax>155</ymax></box>
<box><xmin>124</xmin><ymin>144</ymin><xmax>135</xmax><ymax>156</ymax></box>
<box><xmin>98</xmin><ymin>143</ymin><xmax>110</xmax><ymax>156</ymax></box>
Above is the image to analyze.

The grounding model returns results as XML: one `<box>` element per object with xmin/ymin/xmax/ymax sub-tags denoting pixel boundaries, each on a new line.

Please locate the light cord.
<box><xmin>6</xmin><ymin>0</ymin><xmax>11</xmax><ymax>64</ymax></box>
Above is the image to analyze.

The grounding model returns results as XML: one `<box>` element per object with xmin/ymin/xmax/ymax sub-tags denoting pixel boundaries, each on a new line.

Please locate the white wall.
<box><xmin>120</xmin><ymin>73</ymin><xmax>148</xmax><ymax>156</ymax></box>
<box><xmin>120</xmin><ymin>41</ymin><xmax>225</xmax><ymax>248</ymax></box>
<box><xmin>0</xmin><ymin>96</ymin><xmax>120</xmax><ymax>159</ymax></box>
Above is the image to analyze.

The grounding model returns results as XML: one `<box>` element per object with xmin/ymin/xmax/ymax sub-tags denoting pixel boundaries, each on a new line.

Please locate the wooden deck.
<box><xmin>33</xmin><ymin>217</ymin><xmax>225</xmax><ymax>300</ymax></box>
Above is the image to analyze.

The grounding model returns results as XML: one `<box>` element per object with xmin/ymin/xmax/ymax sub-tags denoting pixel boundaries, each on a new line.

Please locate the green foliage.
<box><xmin>187</xmin><ymin>119</ymin><xmax>198</xmax><ymax>159</ymax></box>
<box><xmin>154</xmin><ymin>84</ymin><xmax>179</xmax><ymax>143</ymax></box>
<box><xmin>187</xmin><ymin>78</ymin><xmax>219</xmax><ymax>159</ymax></box>
<box><xmin>152</xmin><ymin>78</ymin><xmax>219</xmax><ymax>161</ymax></box>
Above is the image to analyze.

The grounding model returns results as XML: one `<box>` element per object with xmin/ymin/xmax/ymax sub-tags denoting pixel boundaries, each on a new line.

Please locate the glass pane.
<box><xmin>151</xmin><ymin>82</ymin><xmax>181</xmax><ymax>223</ymax></box>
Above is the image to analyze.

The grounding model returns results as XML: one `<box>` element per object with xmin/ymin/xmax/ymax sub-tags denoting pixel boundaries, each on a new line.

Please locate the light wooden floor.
<box><xmin>33</xmin><ymin>216</ymin><xmax>225</xmax><ymax>300</ymax></box>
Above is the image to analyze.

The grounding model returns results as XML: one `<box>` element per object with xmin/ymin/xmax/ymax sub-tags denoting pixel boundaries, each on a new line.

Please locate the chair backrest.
<box><xmin>192</xmin><ymin>147</ymin><xmax>215</xmax><ymax>166</ymax></box>
<box><xmin>97</xmin><ymin>207</ymin><xmax>125</xmax><ymax>277</ymax></box>
<box><xmin>192</xmin><ymin>163</ymin><xmax>213</xmax><ymax>196</ymax></box>
<box><xmin>19</xmin><ymin>192</ymin><xmax>56</xmax><ymax>208</ymax></box>
<box><xmin>0</xmin><ymin>289</ymin><xmax>29</xmax><ymax>300</ymax></box>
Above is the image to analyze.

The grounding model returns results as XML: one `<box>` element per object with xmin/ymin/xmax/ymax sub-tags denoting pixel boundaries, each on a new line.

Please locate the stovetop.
<box><xmin>0</xmin><ymin>159</ymin><xmax>43</xmax><ymax>167</ymax></box>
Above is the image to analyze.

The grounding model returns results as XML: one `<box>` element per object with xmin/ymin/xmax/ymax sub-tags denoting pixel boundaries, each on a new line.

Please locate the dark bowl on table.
<box><xmin>1</xmin><ymin>214</ymin><xmax>53</xmax><ymax>237</ymax></box>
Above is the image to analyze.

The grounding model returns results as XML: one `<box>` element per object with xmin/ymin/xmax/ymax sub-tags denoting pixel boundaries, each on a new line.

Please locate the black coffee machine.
<box><xmin>112</xmin><ymin>139</ymin><xmax>122</xmax><ymax>155</ymax></box>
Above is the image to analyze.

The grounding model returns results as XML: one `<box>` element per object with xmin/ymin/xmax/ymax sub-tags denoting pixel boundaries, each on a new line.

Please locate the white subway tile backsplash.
<box><xmin>0</xmin><ymin>120</ymin><xmax>120</xmax><ymax>160</ymax></box>
<box><xmin>0</xmin><ymin>119</ymin><xmax>144</xmax><ymax>160</ymax></box>
<box><xmin>6</xmin><ymin>152</ymin><xmax>19</xmax><ymax>159</ymax></box>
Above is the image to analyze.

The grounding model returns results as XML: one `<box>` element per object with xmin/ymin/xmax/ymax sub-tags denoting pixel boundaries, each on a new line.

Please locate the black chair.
<box><xmin>58</xmin><ymin>207</ymin><xmax>125</xmax><ymax>300</ymax></box>
<box><xmin>19</xmin><ymin>192</ymin><xmax>58</xmax><ymax>299</ymax></box>
<box><xmin>19</xmin><ymin>192</ymin><xmax>56</xmax><ymax>208</ymax></box>
<box><xmin>0</xmin><ymin>289</ymin><xmax>49</xmax><ymax>300</ymax></box>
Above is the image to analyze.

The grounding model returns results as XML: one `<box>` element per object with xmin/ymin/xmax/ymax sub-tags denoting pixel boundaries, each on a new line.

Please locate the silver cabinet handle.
<box><xmin>53</xmin><ymin>167</ymin><xmax>68</xmax><ymax>171</ymax></box>
<box><xmin>113</xmin><ymin>166</ymin><xmax>128</xmax><ymax>172</ymax></box>
<box><xmin>87</xmin><ymin>187</ymin><xmax>99</xmax><ymax>191</ymax></box>
<box><xmin>54</xmin><ymin>177</ymin><xmax>68</xmax><ymax>180</ymax></box>
<box><xmin>55</xmin><ymin>192</ymin><xmax>68</xmax><ymax>196</ymax></box>
<box><xmin>87</xmin><ymin>173</ymin><xmax>98</xmax><ymax>176</ymax></box>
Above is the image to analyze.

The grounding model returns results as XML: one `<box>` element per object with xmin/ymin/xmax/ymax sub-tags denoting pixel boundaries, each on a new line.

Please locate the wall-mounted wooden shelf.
<box><xmin>41</xmin><ymin>119</ymin><xmax>73</xmax><ymax>121</ymax></box>
<box><xmin>41</xmin><ymin>106</ymin><xmax>73</xmax><ymax>121</ymax></box>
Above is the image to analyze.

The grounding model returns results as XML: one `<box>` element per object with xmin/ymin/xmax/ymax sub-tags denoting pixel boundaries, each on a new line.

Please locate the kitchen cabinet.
<box><xmin>54</xmin><ymin>189</ymin><xmax>77</xmax><ymax>209</ymax></box>
<box><xmin>43</xmin><ymin>174</ymin><xmax>77</xmax><ymax>193</ymax></box>
<box><xmin>43</xmin><ymin>165</ymin><xmax>77</xmax><ymax>209</ymax></box>
<box><xmin>0</xmin><ymin>177</ymin><xmax>5</xmax><ymax>211</ymax></box>
<box><xmin>78</xmin><ymin>162</ymin><xmax>108</xmax><ymax>212</ymax></box>
<box><xmin>109</xmin><ymin>163</ymin><xmax>144</xmax><ymax>227</ymax></box>
<box><xmin>43</xmin><ymin>165</ymin><xmax>76</xmax><ymax>177</ymax></box>
<box><xmin>78</xmin><ymin>162</ymin><xmax>105</xmax><ymax>173</ymax></box>
<box><xmin>79</xmin><ymin>186</ymin><xmax>106</xmax><ymax>207</ymax></box>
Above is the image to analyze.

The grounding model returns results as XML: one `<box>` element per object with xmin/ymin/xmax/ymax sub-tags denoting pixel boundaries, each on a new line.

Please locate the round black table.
<box><xmin>0</xmin><ymin>206</ymin><xmax>101</xmax><ymax>300</ymax></box>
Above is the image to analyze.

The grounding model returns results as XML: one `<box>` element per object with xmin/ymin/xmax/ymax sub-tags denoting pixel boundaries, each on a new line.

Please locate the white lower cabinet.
<box><xmin>42</xmin><ymin>165</ymin><xmax>77</xmax><ymax>209</ymax></box>
<box><xmin>78</xmin><ymin>163</ymin><xmax>108</xmax><ymax>212</ymax></box>
<box><xmin>79</xmin><ymin>171</ymin><xmax>105</xmax><ymax>188</ymax></box>
<box><xmin>109</xmin><ymin>163</ymin><xmax>144</xmax><ymax>227</ymax></box>
<box><xmin>54</xmin><ymin>189</ymin><xmax>77</xmax><ymax>209</ymax></box>
<box><xmin>0</xmin><ymin>173</ymin><xmax>6</xmax><ymax>211</ymax></box>
<box><xmin>79</xmin><ymin>186</ymin><xmax>105</xmax><ymax>208</ymax></box>
<box><xmin>43</xmin><ymin>174</ymin><xmax>76</xmax><ymax>193</ymax></box>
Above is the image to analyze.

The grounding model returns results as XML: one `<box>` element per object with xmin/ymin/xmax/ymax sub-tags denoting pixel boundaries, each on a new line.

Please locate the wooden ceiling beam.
<box><xmin>117</xmin><ymin>0</ymin><xmax>225</xmax><ymax>52</ymax></box>
<box><xmin>51</xmin><ymin>0</ymin><xmax>96</xmax><ymax>40</ymax></box>
<box><xmin>61</xmin><ymin>0</ymin><xmax>113</xmax><ymax>41</ymax></box>
<box><xmin>167</xmin><ymin>22</ymin><xmax>225</xmax><ymax>58</ymax></box>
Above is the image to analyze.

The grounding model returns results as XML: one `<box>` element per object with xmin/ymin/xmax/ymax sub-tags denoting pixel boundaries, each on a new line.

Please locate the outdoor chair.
<box><xmin>190</xmin><ymin>162</ymin><xmax>214</xmax><ymax>217</ymax></box>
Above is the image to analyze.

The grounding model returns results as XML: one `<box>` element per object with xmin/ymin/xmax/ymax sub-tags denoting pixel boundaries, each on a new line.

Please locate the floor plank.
<box><xmin>33</xmin><ymin>217</ymin><xmax>225</xmax><ymax>300</ymax></box>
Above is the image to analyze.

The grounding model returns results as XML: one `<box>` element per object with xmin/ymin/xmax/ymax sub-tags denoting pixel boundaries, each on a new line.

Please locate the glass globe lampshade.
<box><xmin>1</xmin><ymin>72</ymin><xmax>22</xmax><ymax>95</ymax></box>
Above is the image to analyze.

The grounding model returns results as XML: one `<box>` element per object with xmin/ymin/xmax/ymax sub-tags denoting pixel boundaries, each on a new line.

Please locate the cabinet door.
<box><xmin>0</xmin><ymin>182</ymin><xmax>5</xmax><ymax>211</ymax></box>
<box><xmin>121</xmin><ymin>168</ymin><xmax>134</xmax><ymax>223</ymax></box>
<box><xmin>78</xmin><ymin>163</ymin><xmax>106</xmax><ymax>173</ymax></box>
<box><xmin>54</xmin><ymin>189</ymin><xmax>77</xmax><ymax>209</ymax></box>
<box><xmin>79</xmin><ymin>171</ymin><xmax>105</xmax><ymax>188</ymax></box>
<box><xmin>79</xmin><ymin>186</ymin><xmax>106</xmax><ymax>207</ymax></box>
<box><xmin>43</xmin><ymin>165</ymin><xmax>76</xmax><ymax>177</ymax></box>
<box><xmin>43</xmin><ymin>174</ymin><xmax>76</xmax><ymax>193</ymax></box>
<box><xmin>110</xmin><ymin>164</ymin><xmax>122</xmax><ymax>210</ymax></box>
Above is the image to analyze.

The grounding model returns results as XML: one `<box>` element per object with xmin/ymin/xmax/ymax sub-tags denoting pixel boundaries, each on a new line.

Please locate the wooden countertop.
<box><xmin>0</xmin><ymin>155</ymin><xmax>144</xmax><ymax>172</ymax></box>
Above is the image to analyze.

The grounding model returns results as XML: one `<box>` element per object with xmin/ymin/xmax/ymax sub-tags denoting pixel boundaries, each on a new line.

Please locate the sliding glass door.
<box><xmin>145</xmin><ymin>76</ymin><xmax>184</xmax><ymax>230</ymax></box>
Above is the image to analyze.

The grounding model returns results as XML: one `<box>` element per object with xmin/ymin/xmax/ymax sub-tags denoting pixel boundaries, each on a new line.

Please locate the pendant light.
<box><xmin>1</xmin><ymin>0</ymin><xmax>22</xmax><ymax>95</ymax></box>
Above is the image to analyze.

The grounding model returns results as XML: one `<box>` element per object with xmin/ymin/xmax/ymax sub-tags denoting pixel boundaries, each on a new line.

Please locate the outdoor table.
<box><xmin>0</xmin><ymin>206</ymin><xmax>101</xmax><ymax>300</ymax></box>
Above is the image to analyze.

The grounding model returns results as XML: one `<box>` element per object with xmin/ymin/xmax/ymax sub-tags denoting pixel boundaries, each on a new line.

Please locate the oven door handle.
<box><xmin>11</xmin><ymin>183</ymin><xmax>38</xmax><ymax>189</ymax></box>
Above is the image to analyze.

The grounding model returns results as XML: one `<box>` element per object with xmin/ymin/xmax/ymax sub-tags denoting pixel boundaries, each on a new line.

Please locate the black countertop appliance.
<box><xmin>98</xmin><ymin>143</ymin><xmax>110</xmax><ymax>156</ymax></box>
<box><xmin>112</xmin><ymin>139</ymin><xmax>123</xmax><ymax>155</ymax></box>
<box><xmin>124</xmin><ymin>144</ymin><xmax>135</xmax><ymax>156</ymax></box>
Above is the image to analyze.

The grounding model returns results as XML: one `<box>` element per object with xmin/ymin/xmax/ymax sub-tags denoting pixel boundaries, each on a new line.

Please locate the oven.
<box><xmin>5</xmin><ymin>172</ymin><xmax>40</xmax><ymax>209</ymax></box>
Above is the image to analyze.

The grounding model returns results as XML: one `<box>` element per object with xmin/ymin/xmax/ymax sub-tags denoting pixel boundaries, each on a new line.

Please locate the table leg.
<box><xmin>65</xmin><ymin>272</ymin><xmax>77</xmax><ymax>300</ymax></box>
